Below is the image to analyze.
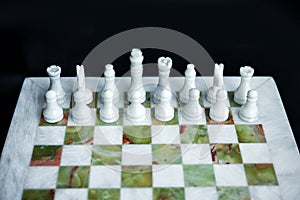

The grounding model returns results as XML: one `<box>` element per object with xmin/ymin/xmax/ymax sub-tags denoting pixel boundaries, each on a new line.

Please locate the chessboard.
<box><xmin>0</xmin><ymin>77</ymin><xmax>299</xmax><ymax>200</ymax></box>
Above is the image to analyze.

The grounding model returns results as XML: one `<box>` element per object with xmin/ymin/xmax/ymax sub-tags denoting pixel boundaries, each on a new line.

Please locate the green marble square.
<box><xmin>152</xmin><ymin>144</ymin><xmax>182</xmax><ymax>164</ymax></box>
<box><xmin>57</xmin><ymin>166</ymin><xmax>90</xmax><ymax>188</ymax></box>
<box><xmin>64</xmin><ymin>126</ymin><xmax>94</xmax><ymax>145</ymax></box>
<box><xmin>211</xmin><ymin>144</ymin><xmax>243</xmax><ymax>164</ymax></box>
<box><xmin>244</xmin><ymin>164</ymin><xmax>278</xmax><ymax>185</ymax></box>
<box><xmin>30</xmin><ymin>145</ymin><xmax>62</xmax><ymax>166</ymax></box>
<box><xmin>92</xmin><ymin>145</ymin><xmax>122</xmax><ymax>165</ymax></box>
<box><xmin>71</xmin><ymin>92</ymin><xmax>98</xmax><ymax>108</ymax></box>
<box><xmin>123</xmin><ymin>125</ymin><xmax>151</xmax><ymax>144</ymax></box>
<box><xmin>183</xmin><ymin>165</ymin><xmax>216</xmax><ymax>186</ymax></box>
<box><xmin>153</xmin><ymin>188</ymin><xmax>184</xmax><ymax>200</ymax></box>
<box><xmin>180</xmin><ymin>125</ymin><xmax>209</xmax><ymax>144</ymax></box>
<box><xmin>88</xmin><ymin>189</ymin><xmax>120</xmax><ymax>200</ymax></box>
<box><xmin>235</xmin><ymin>124</ymin><xmax>266</xmax><ymax>143</ymax></box>
<box><xmin>96</xmin><ymin>108</ymin><xmax>124</xmax><ymax>126</ymax></box>
<box><xmin>39</xmin><ymin>109</ymin><xmax>69</xmax><ymax>126</ymax></box>
<box><xmin>121</xmin><ymin>166</ymin><xmax>152</xmax><ymax>187</ymax></box>
<box><xmin>228</xmin><ymin>91</ymin><xmax>242</xmax><ymax>107</ymax></box>
<box><xmin>151</xmin><ymin>108</ymin><xmax>179</xmax><ymax>125</ymax></box>
<box><xmin>217</xmin><ymin>187</ymin><xmax>250</xmax><ymax>200</ymax></box>
<box><xmin>22</xmin><ymin>189</ymin><xmax>55</xmax><ymax>200</ymax></box>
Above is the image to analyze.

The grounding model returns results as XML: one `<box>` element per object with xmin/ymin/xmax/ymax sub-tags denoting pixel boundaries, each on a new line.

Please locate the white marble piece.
<box><xmin>234</xmin><ymin>66</ymin><xmax>254</xmax><ymax>105</ymax></box>
<box><xmin>231</xmin><ymin>107</ymin><xmax>262</xmax><ymax>125</ymax></box>
<box><xmin>214</xmin><ymin>164</ymin><xmax>248</xmax><ymax>186</ymax></box>
<box><xmin>249</xmin><ymin>186</ymin><xmax>282</xmax><ymax>200</ymax></box>
<box><xmin>34</xmin><ymin>126</ymin><xmax>66</xmax><ymax>145</ymax></box>
<box><xmin>54</xmin><ymin>189</ymin><xmax>88</xmax><ymax>200</ymax></box>
<box><xmin>93</xmin><ymin>126</ymin><xmax>123</xmax><ymax>145</ymax></box>
<box><xmin>60</xmin><ymin>145</ymin><xmax>92</xmax><ymax>166</ymax></box>
<box><xmin>239</xmin><ymin>143</ymin><xmax>272</xmax><ymax>163</ymax></box>
<box><xmin>178</xmin><ymin>107</ymin><xmax>206</xmax><ymax>125</ymax></box>
<box><xmin>207</xmin><ymin>125</ymin><xmax>238</xmax><ymax>143</ymax></box>
<box><xmin>123</xmin><ymin>108</ymin><xmax>151</xmax><ymax>126</ymax></box>
<box><xmin>43</xmin><ymin>90</ymin><xmax>64</xmax><ymax>123</ymax></box>
<box><xmin>239</xmin><ymin>90</ymin><xmax>259</xmax><ymax>122</ymax></box>
<box><xmin>181</xmin><ymin>144</ymin><xmax>212</xmax><ymax>164</ymax></box>
<box><xmin>89</xmin><ymin>165</ymin><xmax>121</xmax><ymax>188</ymax></box>
<box><xmin>185</xmin><ymin>187</ymin><xmax>218</xmax><ymax>200</ymax></box>
<box><xmin>152</xmin><ymin>165</ymin><xmax>184</xmax><ymax>187</ymax></box>
<box><xmin>24</xmin><ymin>166</ymin><xmax>58</xmax><ymax>189</ymax></box>
<box><xmin>122</xmin><ymin>145</ymin><xmax>152</xmax><ymax>165</ymax></box>
<box><xmin>209</xmin><ymin>89</ymin><xmax>229</xmax><ymax>122</ymax></box>
<box><xmin>67</xmin><ymin>108</ymin><xmax>96</xmax><ymax>126</ymax></box>
<box><xmin>151</xmin><ymin>125</ymin><xmax>180</xmax><ymax>144</ymax></box>
<box><xmin>121</xmin><ymin>188</ymin><xmax>152</xmax><ymax>200</ymax></box>
<box><xmin>179</xmin><ymin>64</ymin><xmax>196</xmax><ymax>104</ymax></box>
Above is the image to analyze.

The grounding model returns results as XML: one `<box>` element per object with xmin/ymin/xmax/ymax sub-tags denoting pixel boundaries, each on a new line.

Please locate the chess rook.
<box><xmin>206</xmin><ymin>63</ymin><xmax>225</xmax><ymax>104</ymax></box>
<box><xmin>71</xmin><ymin>90</ymin><xmax>92</xmax><ymax>124</ymax></box>
<box><xmin>43</xmin><ymin>90</ymin><xmax>63</xmax><ymax>123</ymax></box>
<box><xmin>128</xmin><ymin>48</ymin><xmax>146</xmax><ymax>103</ymax></box>
<box><xmin>179</xmin><ymin>64</ymin><xmax>196</xmax><ymax>104</ymax></box>
<box><xmin>155</xmin><ymin>89</ymin><xmax>174</xmax><ymax>122</ymax></box>
<box><xmin>209</xmin><ymin>89</ymin><xmax>229</xmax><ymax>122</ymax></box>
<box><xmin>126</xmin><ymin>91</ymin><xmax>146</xmax><ymax>123</ymax></box>
<box><xmin>100</xmin><ymin>64</ymin><xmax>120</xmax><ymax>104</ymax></box>
<box><xmin>239</xmin><ymin>90</ymin><xmax>259</xmax><ymax>122</ymax></box>
<box><xmin>182</xmin><ymin>88</ymin><xmax>204</xmax><ymax>121</ymax></box>
<box><xmin>47</xmin><ymin>65</ymin><xmax>67</xmax><ymax>105</ymax></box>
<box><xmin>153</xmin><ymin>57</ymin><xmax>172</xmax><ymax>104</ymax></box>
<box><xmin>76</xmin><ymin>65</ymin><xmax>93</xmax><ymax>104</ymax></box>
<box><xmin>234</xmin><ymin>66</ymin><xmax>254</xmax><ymax>105</ymax></box>
<box><xmin>100</xmin><ymin>89</ymin><xmax>119</xmax><ymax>123</ymax></box>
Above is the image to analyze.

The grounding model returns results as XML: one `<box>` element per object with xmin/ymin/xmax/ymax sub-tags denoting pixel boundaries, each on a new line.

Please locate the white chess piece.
<box><xmin>47</xmin><ymin>65</ymin><xmax>67</xmax><ymax>105</ymax></box>
<box><xmin>43</xmin><ymin>90</ymin><xmax>64</xmax><ymax>123</ymax></box>
<box><xmin>234</xmin><ymin>66</ymin><xmax>254</xmax><ymax>105</ymax></box>
<box><xmin>153</xmin><ymin>57</ymin><xmax>172</xmax><ymax>104</ymax></box>
<box><xmin>100</xmin><ymin>89</ymin><xmax>119</xmax><ymax>123</ymax></box>
<box><xmin>126</xmin><ymin>91</ymin><xmax>146</xmax><ymax>123</ymax></box>
<box><xmin>182</xmin><ymin>88</ymin><xmax>204</xmax><ymax>121</ymax></box>
<box><xmin>71</xmin><ymin>90</ymin><xmax>92</xmax><ymax>124</ymax></box>
<box><xmin>76</xmin><ymin>65</ymin><xmax>93</xmax><ymax>104</ymax></box>
<box><xmin>209</xmin><ymin>89</ymin><xmax>229</xmax><ymax>122</ymax></box>
<box><xmin>206</xmin><ymin>63</ymin><xmax>225</xmax><ymax>104</ymax></box>
<box><xmin>128</xmin><ymin>48</ymin><xmax>146</xmax><ymax>103</ymax></box>
<box><xmin>179</xmin><ymin>64</ymin><xmax>196</xmax><ymax>104</ymax></box>
<box><xmin>100</xmin><ymin>64</ymin><xmax>120</xmax><ymax>104</ymax></box>
<box><xmin>239</xmin><ymin>90</ymin><xmax>258</xmax><ymax>122</ymax></box>
<box><xmin>155</xmin><ymin>89</ymin><xmax>174</xmax><ymax>122</ymax></box>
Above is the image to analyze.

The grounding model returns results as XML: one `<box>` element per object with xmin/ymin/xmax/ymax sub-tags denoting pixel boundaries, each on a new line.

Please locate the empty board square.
<box><xmin>30</xmin><ymin>145</ymin><xmax>63</xmax><ymax>166</ymax></box>
<box><xmin>57</xmin><ymin>166</ymin><xmax>90</xmax><ymax>188</ymax></box>
<box><xmin>94</xmin><ymin>126</ymin><xmax>123</xmax><ymax>145</ymax></box>
<box><xmin>39</xmin><ymin>109</ymin><xmax>69</xmax><ymax>126</ymax></box>
<box><xmin>180</xmin><ymin>125</ymin><xmax>209</xmax><ymax>144</ymax></box>
<box><xmin>228</xmin><ymin>91</ymin><xmax>242</xmax><ymax>107</ymax></box>
<box><xmin>89</xmin><ymin>189</ymin><xmax>120</xmax><ymax>200</ymax></box>
<box><xmin>60</xmin><ymin>145</ymin><xmax>92</xmax><ymax>166</ymax></box>
<box><xmin>24</xmin><ymin>167</ymin><xmax>59</xmax><ymax>189</ymax></box>
<box><xmin>211</xmin><ymin>144</ymin><xmax>243</xmax><ymax>164</ymax></box>
<box><xmin>249</xmin><ymin>186</ymin><xmax>281</xmax><ymax>200</ymax></box>
<box><xmin>22</xmin><ymin>189</ymin><xmax>55</xmax><ymax>200</ymax></box>
<box><xmin>185</xmin><ymin>187</ymin><xmax>218</xmax><ymax>200</ymax></box>
<box><xmin>183</xmin><ymin>164</ymin><xmax>216</xmax><ymax>186</ymax></box>
<box><xmin>178</xmin><ymin>108</ymin><xmax>207</xmax><ymax>125</ymax></box>
<box><xmin>153</xmin><ymin>165</ymin><xmax>184</xmax><ymax>187</ymax></box>
<box><xmin>89</xmin><ymin>166</ymin><xmax>121</xmax><ymax>188</ymax></box>
<box><xmin>235</xmin><ymin>124</ymin><xmax>266</xmax><ymax>143</ymax></box>
<box><xmin>54</xmin><ymin>189</ymin><xmax>88</xmax><ymax>200</ymax></box>
<box><xmin>122</xmin><ymin>145</ymin><xmax>152</xmax><ymax>165</ymax></box>
<box><xmin>151</xmin><ymin>125</ymin><xmax>180</xmax><ymax>144</ymax></box>
<box><xmin>123</xmin><ymin>108</ymin><xmax>152</xmax><ymax>126</ymax></box>
<box><xmin>96</xmin><ymin>108</ymin><xmax>124</xmax><ymax>126</ymax></box>
<box><xmin>34</xmin><ymin>126</ymin><xmax>66</xmax><ymax>145</ymax></box>
<box><xmin>152</xmin><ymin>144</ymin><xmax>182</xmax><ymax>164</ymax></box>
<box><xmin>121</xmin><ymin>188</ymin><xmax>152</xmax><ymax>200</ymax></box>
<box><xmin>205</xmin><ymin>108</ymin><xmax>234</xmax><ymax>125</ymax></box>
<box><xmin>67</xmin><ymin>108</ymin><xmax>96</xmax><ymax>126</ymax></box>
<box><xmin>208</xmin><ymin>125</ymin><xmax>238</xmax><ymax>144</ymax></box>
<box><xmin>64</xmin><ymin>126</ymin><xmax>94</xmax><ymax>145</ymax></box>
<box><xmin>124</xmin><ymin>91</ymin><xmax>151</xmax><ymax>108</ymax></box>
<box><xmin>123</xmin><ymin>125</ymin><xmax>151</xmax><ymax>144</ymax></box>
<box><xmin>121</xmin><ymin>166</ymin><xmax>152</xmax><ymax>187</ymax></box>
<box><xmin>214</xmin><ymin>165</ymin><xmax>248</xmax><ymax>186</ymax></box>
<box><xmin>239</xmin><ymin>143</ymin><xmax>272</xmax><ymax>163</ymax></box>
<box><xmin>92</xmin><ymin>145</ymin><xmax>122</xmax><ymax>165</ymax></box>
<box><xmin>244</xmin><ymin>164</ymin><xmax>278</xmax><ymax>185</ymax></box>
<box><xmin>70</xmin><ymin>92</ymin><xmax>98</xmax><ymax>108</ymax></box>
<box><xmin>217</xmin><ymin>187</ymin><xmax>250</xmax><ymax>200</ymax></box>
<box><xmin>151</xmin><ymin>108</ymin><xmax>179</xmax><ymax>125</ymax></box>
<box><xmin>153</xmin><ymin>188</ymin><xmax>184</xmax><ymax>200</ymax></box>
<box><xmin>181</xmin><ymin>144</ymin><xmax>212</xmax><ymax>164</ymax></box>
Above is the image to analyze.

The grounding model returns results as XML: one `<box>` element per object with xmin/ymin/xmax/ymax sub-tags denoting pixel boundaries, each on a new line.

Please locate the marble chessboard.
<box><xmin>0</xmin><ymin>77</ymin><xmax>299</xmax><ymax>200</ymax></box>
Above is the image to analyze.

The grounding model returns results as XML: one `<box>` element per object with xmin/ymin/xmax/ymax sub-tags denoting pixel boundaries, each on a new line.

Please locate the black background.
<box><xmin>0</xmin><ymin>0</ymin><xmax>299</xmax><ymax>153</ymax></box>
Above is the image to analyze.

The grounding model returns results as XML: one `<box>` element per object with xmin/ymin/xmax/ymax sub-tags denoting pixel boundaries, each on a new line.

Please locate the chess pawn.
<box><xmin>209</xmin><ymin>89</ymin><xmax>229</xmax><ymax>122</ymax></box>
<box><xmin>153</xmin><ymin>57</ymin><xmax>172</xmax><ymax>104</ymax></box>
<box><xmin>155</xmin><ymin>89</ymin><xmax>174</xmax><ymax>122</ymax></box>
<box><xmin>100</xmin><ymin>89</ymin><xmax>119</xmax><ymax>123</ymax></box>
<box><xmin>206</xmin><ymin>63</ymin><xmax>225</xmax><ymax>104</ymax></box>
<box><xmin>43</xmin><ymin>90</ymin><xmax>64</xmax><ymax>123</ymax></box>
<box><xmin>126</xmin><ymin>91</ymin><xmax>146</xmax><ymax>122</ymax></box>
<box><xmin>179</xmin><ymin>64</ymin><xmax>196</xmax><ymax>104</ymax></box>
<box><xmin>76</xmin><ymin>65</ymin><xmax>93</xmax><ymax>104</ymax></box>
<box><xmin>47</xmin><ymin>65</ymin><xmax>67</xmax><ymax>105</ymax></box>
<box><xmin>234</xmin><ymin>66</ymin><xmax>254</xmax><ymax>105</ymax></box>
<box><xmin>101</xmin><ymin>64</ymin><xmax>120</xmax><ymax>104</ymax></box>
<box><xmin>128</xmin><ymin>48</ymin><xmax>146</xmax><ymax>103</ymax></box>
<box><xmin>239</xmin><ymin>90</ymin><xmax>258</xmax><ymax>122</ymax></box>
<box><xmin>72</xmin><ymin>90</ymin><xmax>92</xmax><ymax>124</ymax></box>
<box><xmin>182</xmin><ymin>88</ymin><xmax>204</xmax><ymax>121</ymax></box>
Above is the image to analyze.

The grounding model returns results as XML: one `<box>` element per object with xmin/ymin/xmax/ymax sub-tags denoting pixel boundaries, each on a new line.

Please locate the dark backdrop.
<box><xmin>0</xmin><ymin>0</ymin><xmax>299</xmax><ymax>152</ymax></box>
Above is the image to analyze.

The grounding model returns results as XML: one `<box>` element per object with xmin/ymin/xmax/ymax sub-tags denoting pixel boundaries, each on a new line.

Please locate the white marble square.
<box><xmin>121</xmin><ymin>188</ymin><xmax>152</xmax><ymax>200</ymax></box>
<box><xmin>185</xmin><ymin>187</ymin><xmax>218</xmax><ymax>200</ymax></box>
<box><xmin>152</xmin><ymin>165</ymin><xmax>184</xmax><ymax>187</ymax></box>
<box><xmin>208</xmin><ymin>125</ymin><xmax>238</xmax><ymax>143</ymax></box>
<box><xmin>249</xmin><ymin>186</ymin><xmax>281</xmax><ymax>200</ymax></box>
<box><xmin>24</xmin><ymin>167</ymin><xmax>59</xmax><ymax>189</ymax></box>
<box><xmin>240</xmin><ymin>143</ymin><xmax>272</xmax><ymax>163</ymax></box>
<box><xmin>178</xmin><ymin>108</ymin><xmax>207</xmax><ymax>125</ymax></box>
<box><xmin>54</xmin><ymin>189</ymin><xmax>88</xmax><ymax>200</ymax></box>
<box><xmin>231</xmin><ymin>107</ymin><xmax>262</xmax><ymax>125</ymax></box>
<box><xmin>89</xmin><ymin>166</ymin><xmax>121</xmax><ymax>188</ymax></box>
<box><xmin>151</xmin><ymin>125</ymin><xmax>180</xmax><ymax>144</ymax></box>
<box><xmin>60</xmin><ymin>145</ymin><xmax>92</xmax><ymax>166</ymax></box>
<box><xmin>94</xmin><ymin>126</ymin><xmax>122</xmax><ymax>145</ymax></box>
<box><xmin>34</xmin><ymin>126</ymin><xmax>66</xmax><ymax>145</ymax></box>
<box><xmin>67</xmin><ymin>108</ymin><xmax>96</xmax><ymax>126</ymax></box>
<box><xmin>214</xmin><ymin>164</ymin><xmax>248</xmax><ymax>186</ymax></box>
<box><xmin>122</xmin><ymin>145</ymin><xmax>152</xmax><ymax>165</ymax></box>
<box><xmin>123</xmin><ymin>108</ymin><xmax>151</xmax><ymax>126</ymax></box>
<box><xmin>181</xmin><ymin>144</ymin><xmax>212</xmax><ymax>164</ymax></box>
